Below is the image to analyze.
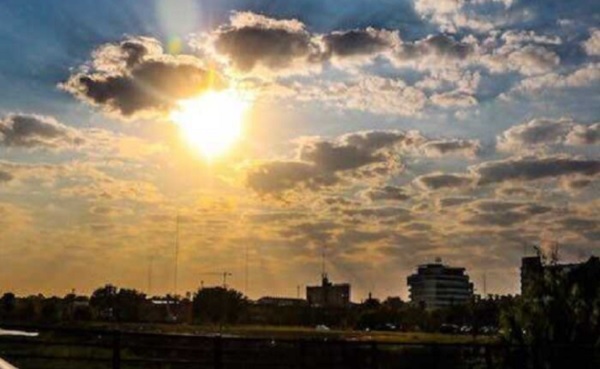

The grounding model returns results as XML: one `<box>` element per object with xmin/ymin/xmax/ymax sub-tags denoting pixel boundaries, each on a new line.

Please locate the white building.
<box><xmin>407</xmin><ymin>259</ymin><xmax>474</xmax><ymax>309</ymax></box>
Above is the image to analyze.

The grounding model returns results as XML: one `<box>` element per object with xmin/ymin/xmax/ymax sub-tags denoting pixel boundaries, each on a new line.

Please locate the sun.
<box><xmin>170</xmin><ymin>89</ymin><xmax>251</xmax><ymax>159</ymax></box>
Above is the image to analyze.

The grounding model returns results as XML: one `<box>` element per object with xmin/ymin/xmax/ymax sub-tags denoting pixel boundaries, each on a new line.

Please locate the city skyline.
<box><xmin>0</xmin><ymin>0</ymin><xmax>598</xmax><ymax>301</ymax></box>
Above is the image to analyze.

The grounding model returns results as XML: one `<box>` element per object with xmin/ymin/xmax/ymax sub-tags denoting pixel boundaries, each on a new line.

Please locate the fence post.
<box><xmin>298</xmin><ymin>340</ymin><xmax>307</xmax><ymax>369</ymax></box>
<box><xmin>431</xmin><ymin>344</ymin><xmax>440</xmax><ymax>369</ymax></box>
<box><xmin>370</xmin><ymin>342</ymin><xmax>378</xmax><ymax>369</ymax></box>
<box><xmin>112</xmin><ymin>330</ymin><xmax>121</xmax><ymax>369</ymax></box>
<box><xmin>214</xmin><ymin>336</ymin><xmax>223</xmax><ymax>369</ymax></box>
<box><xmin>484</xmin><ymin>345</ymin><xmax>493</xmax><ymax>369</ymax></box>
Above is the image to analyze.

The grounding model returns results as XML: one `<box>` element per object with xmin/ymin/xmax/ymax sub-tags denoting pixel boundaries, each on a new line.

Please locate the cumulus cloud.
<box><xmin>393</xmin><ymin>34</ymin><xmax>475</xmax><ymax>67</ymax></box>
<box><xmin>471</xmin><ymin>156</ymin><xmax>600</xmax><ymax>185</ymax></box>
<box><xmin>61</xmin><ymin>36</ymin><xmax>220</xmax><ymax>119</ymax></box>
<box><xmin>421</xmin><ymin>139</ymin><xmax>480</xmax><ymax>157</ymax></box>
<box><xmin>274</xmin><ymin>76</ymin><xmax>428</xmax><ymax>116</ymax></box>
<box><xmin>507</xmin><ymin>63</ymin><xmax>600</xmax><ymax>96</ymax></box>
<box><xmin>319</xmin><ymin>28</ymin><xmax>400</xmax><ymax>62</ymax></box>
<box><xmin>583</xmin><ymin>28</ymin><xmax>600</xmax><ymax>56</ymax></box>
<box><xmin>414</xmin><ymin>172</ymin><xmax>475</xmax><ymax>191</ymax></box>
<box><xmin>247</xmin><ymin>130</ymin><xmax>423</xmax><ymax>195</ymax></box>
<box><xmin>203</xmin><ymin>12</ymin><xmax>319</xmax><ymax>73</ymax></box>
<box><xmin>497</xmin><ymin>118</ymin><xmax>599</xmax><ymax>151</ymax></box>
<box><xmin>361</xmin><ymin>185</ymin><xmax>410</xmax><ymax>202</ymax></box>
<box><xmin>565</xmin><ymin>123</ymin><xmax>600</xmax><ymax>145</ymax></box>
<box><xmin>0</xmin><ymin>114</ymin><xmax>83</xmax><ymax>149</ymax></box>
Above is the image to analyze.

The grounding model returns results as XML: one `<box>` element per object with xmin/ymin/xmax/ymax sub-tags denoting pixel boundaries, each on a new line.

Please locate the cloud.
<box><xmin>436</xmin><ymin>196</ymin><xmax>475</xmax><ymax>208</ymax></box>
<box><xmin>421</xmin><ymin>139</ymin><xmax>480</xmax><ymax>157</ymax></box>
<box><xmin>583</xmin><ymin>28</ymin><xmax>600</xmax><ymax>56</ymax></box>
<box><xmin>198</xmin><ymin>12</ymin><xmax>318</xmax><ymax>73</ymax></box>
<box><xmin>61</xmin><ymin>36</ymin><xmax>220</xmax><ymax>119</ymax></box>
<box><xmin>246</xmin><ymin>160</ymin><xmax>333</xmax><ymax>194</ymax></box>
<box><xmin>319</xmin><ymin>28</ymin><xmax>400</xmax><ymax>62</ymax></box>
<box><xmin>0</xmin><ymin>114</ymin><xmax>83</xmax><ymax>149</ymax></box>
<box><xmin>247</xmin><ymin>130</ymin><xmax>423</xmax><ymax>195</ymax></box>
<box><xmin>0</xmin><ymin>170</ymin><xmax>13</xmax><ymax>183</ymax></box>
<box><xmin>497</xmin><ymin>118</ymin><xmax>600</xmax><ymax>151</ymax></box>
<box><xmin>429</xmin><ymin>91</ymin><xmax>478</xmax><ymax>108</ymax></box>
<box><xmin>414</xmin><ymin>172</ymin><xmax>475</xmax><ymax>191</ymax></box>
<box><xmin>361</xmin><ymin>185</ymin><xmax>410</xmax><ymax>202</ymax></box>
<box><xmin>507</xmin><ymin>63</ymin><xmax>600</xmax><ymax>95</ymax></box>
<box><xmin>565</xmin><ymin>123</ymin><xmax>600</xmax><ymax>145</ymax></box>
<box><xmin>393</xmin><ymin>34</ymin><xmax>475</xmax><ymax>67</ymax></box>
<box><xmin>471</xmin><ymin>156</ymin><xmax>600</xmax><ymax>185</ymax></box>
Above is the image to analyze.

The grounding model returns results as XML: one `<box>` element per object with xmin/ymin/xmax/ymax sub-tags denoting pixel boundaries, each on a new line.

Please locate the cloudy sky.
<box><xmin>0</xmin><ymin>0</ymin><xmax>598</xmax><ymax>300</ymax></box>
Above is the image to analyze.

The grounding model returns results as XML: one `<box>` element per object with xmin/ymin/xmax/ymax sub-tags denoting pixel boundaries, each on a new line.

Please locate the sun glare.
<box><xmin>170</xmin><ymin>89</ymin><xmax>251</xmax><ymax>159</ymax></box>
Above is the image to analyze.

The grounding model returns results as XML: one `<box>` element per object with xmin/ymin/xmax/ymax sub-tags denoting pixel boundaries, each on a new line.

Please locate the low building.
<box><xmin>407</xmin><ymin>259</ymin><xmax>474</xmax><ymax>309</ymax></box>
<box><xmin>306</xmin><ymin>274</ymin><xmax>351</xmax><ymax>308</ymax></box>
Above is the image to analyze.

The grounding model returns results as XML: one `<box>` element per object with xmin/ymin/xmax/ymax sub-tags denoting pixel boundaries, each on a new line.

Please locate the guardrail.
<box><xmin>1</xmin><ymin>325</ymin><xmax>598</xmax><ymax>369</ymax></box>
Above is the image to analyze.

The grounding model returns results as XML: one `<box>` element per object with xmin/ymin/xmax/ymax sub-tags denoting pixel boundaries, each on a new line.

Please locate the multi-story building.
<box><xmin>306</xmin><ymin>274</ymin><xmax>351</xmax><ymax>308</ymax></box>
<box><xmin>521</xmin><ymin>255</ymin><xmax>600</xmax><ymax>296</ymax></box>
<box><xmin>407</xmin><ymin>259</ymin><xmax>474</xmax><ymax>309</ymax></box>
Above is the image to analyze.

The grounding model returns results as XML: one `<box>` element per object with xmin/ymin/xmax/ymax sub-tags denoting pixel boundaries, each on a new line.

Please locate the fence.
<box><xmin>0</xmin><ymin>325</ymin><xmax>598</xmax><ymax>369</ymax></box>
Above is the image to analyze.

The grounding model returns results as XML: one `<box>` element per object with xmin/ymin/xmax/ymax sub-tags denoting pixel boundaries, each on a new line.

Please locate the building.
<box><xmin>306</xmin><ymin>274</ymin><xmax>351</xmax><ymax>308</ymax></box>
<box><xmin>521</xmin><ymin>255</ymin><xmax>600</xmax><ymax>296</ymax></box>
<box><xmin>407</xmin><ymin>259</ymin><xmax>474</xmax><ymax>309</ymax></box>
<box><xmin>256</xmin><ymin>296</ymin><xmax>307</xmax><ymax>307</ymax></box>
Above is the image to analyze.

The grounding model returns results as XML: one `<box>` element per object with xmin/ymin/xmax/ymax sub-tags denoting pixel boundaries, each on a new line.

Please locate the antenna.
<box><xmin>321</xmin><ymin>244</ymin><xmax>327</xmax><ymax>279</ymax></box>
<box><xmin>244</xmin><ymin>243</ymin><xmax>249</xmax><ymax>296</ymax></box>
<box><xmin>174</xmin><ymin>213</ymin><xmax>180</xmax><ymax>296</ymax></box>
<box><xmin>148</xmin><ymin>255</ymin><xmax>154</xmax><ymax>296</ymax></box>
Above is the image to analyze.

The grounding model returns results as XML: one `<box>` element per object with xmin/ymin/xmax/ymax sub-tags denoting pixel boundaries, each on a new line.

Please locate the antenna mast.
<box><xmin>174</xmin><ymin>214</ymin><xmax>180</xmax><ymax>296</ymax></box>
<box><xmin>321</xmin><ymin>244</ymin><xmax>327</xmax><ymax>279</ymax></box>
<box><xmin>148</xmin><ymin>255</ymin><xmax>154</xmax><ymax>296</ymax></box>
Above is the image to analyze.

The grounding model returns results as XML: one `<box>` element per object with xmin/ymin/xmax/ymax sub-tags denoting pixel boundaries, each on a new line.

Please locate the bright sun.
<box><xmin>170</xmin><ymin>89</ymin><xmax>251</xmax><ymax>158</ymax></box>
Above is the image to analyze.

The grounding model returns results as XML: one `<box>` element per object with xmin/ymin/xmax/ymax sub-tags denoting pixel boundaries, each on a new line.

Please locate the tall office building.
<box><xmin>407</xmin><ymin>259</ymin><xmax>474</xmax><ymax>309</ymax></box>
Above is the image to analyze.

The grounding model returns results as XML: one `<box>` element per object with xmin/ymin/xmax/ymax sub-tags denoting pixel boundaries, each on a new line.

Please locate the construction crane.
<box><xmin>200</xmin><ymin>272</ymin><xmax>232</xmax><ymax>289</ymax></box>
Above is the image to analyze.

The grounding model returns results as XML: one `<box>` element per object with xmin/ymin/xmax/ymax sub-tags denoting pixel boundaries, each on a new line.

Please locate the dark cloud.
<box><xmin>203</xmin><ymin>12</ymin><xmax>317</xmax><ymax>72</ymax></box>
<box><xmin>247</xmin><ymin>130</ymin><xmax>420</xmax><ymax>195</ymax></box>
<box><xmin>320</xmin><ymin>28</ymin><xmax>399</xmax><ymax>59</ymax></box>
<box><xmin>436</xmin><ymin>197</ymin><xmax>475</xmax><ymax>208</ymax></box>
<box><xmin>395</xmin><ymin>34</ymin><xmax>474</xmax><ymax>63</ymax></box>
<box><xmin>414</xmin><ymin>172</ymin><xmax>474</xmax><ymax>191</ymax></box>
<box><xmin>0</xmin><ymin>114</ymin><xmax>83</xmax><ymax>149</ymax></box>
<box><xmin>421</xmin><ymin>139</ymin><xmax>480</xmax><ymax>157</ymax></box>
<box><xmin>61</xmin><ymin>37</ymin><xmax>220</xmax><ymax>118</ymax></box>
<box><xmin>471</xmin><ymin>156</ymin><xmax>600</xmax><ymax>185</ymax></box>
<box><xmin>246</xmin><ymin>161</ymin><xmax>334</xmax><ymax>195</ymax></box>
<box><xmin>362</xmin><ymin>185</ymin><xmax>410</xmax><ymax>202</ymax></box>
<box><xmin>342</xmin><ymin>206</ymin><xmax>411</xmax><ymax>221</ymax></box>
<box><xmin>0</xmin><ymin>170</ymin><xmax>13</xmax><ymax>183</ymax></box>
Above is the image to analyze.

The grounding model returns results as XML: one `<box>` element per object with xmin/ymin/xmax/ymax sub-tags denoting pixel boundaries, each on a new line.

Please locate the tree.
<box><xmin>0</xmin><ymin>292</ymin><xmax>16</xmax><ymax>319</ymax></box>
<box><xmin>90</xmin><ymin>284</ymin><xmax>118</xmax><ymax>320</ymax></box>
<box><xmin>192</xmin><ymin>287</ymin><xmax>248</xmax><ymax>325</ymax></box>
<box><xmin>500</xmin><ymin>250</ymin><xmax>600</xmax><ymax>368</ymax></box>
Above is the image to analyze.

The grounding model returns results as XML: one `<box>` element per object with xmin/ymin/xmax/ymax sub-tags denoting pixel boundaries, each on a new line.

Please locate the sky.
<box><xmin>0</xmin><ymin>0</ymin><xmax>598</xmax><ymax>301</ymax></box>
